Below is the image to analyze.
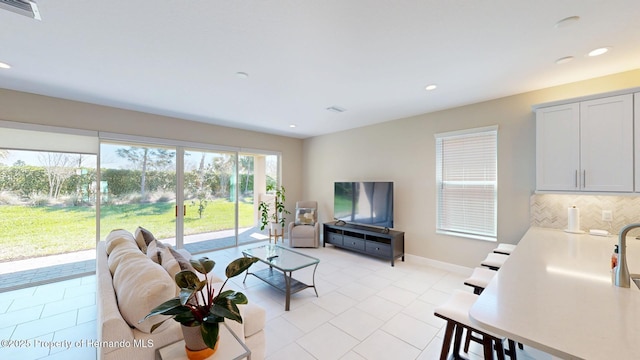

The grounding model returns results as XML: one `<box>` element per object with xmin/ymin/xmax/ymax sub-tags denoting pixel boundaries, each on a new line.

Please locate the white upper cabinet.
<box><xmin>536</xmin><ymin>93</ymin><xmax>634</xmax><ymax>192</ymax></box>
<box><xmin>536</xmin><ymin>103</ymin><xmax>580</xmax><ymax>191</ymax></box>
<box><xmin>580</xmin><ymin>94</ymin><xmax>633</xmax><ymax>192</ymax></box>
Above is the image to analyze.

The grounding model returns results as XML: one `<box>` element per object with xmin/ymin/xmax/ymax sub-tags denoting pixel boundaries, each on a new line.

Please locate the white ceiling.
<box><xmin>1</xmin><ymin>1</ymin><xmax>640</xmax><ymax>139</ymax></box>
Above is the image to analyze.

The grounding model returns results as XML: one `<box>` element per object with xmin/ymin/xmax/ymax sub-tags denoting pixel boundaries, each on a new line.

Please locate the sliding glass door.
<box><xmin>99</xmin><ymin>141</ymin><xmax>177</xmax><ymax>243</ymax></box>
<box><xmin>0</xmin><ymin>122</ymin><xmax>281</xmax><ymax>288</ymax></box>
<box><xmin>0</xmin><ymin>149</ymin><xmax>97</xmax><ymax>262</ymax></box>
<box><xmin>0</xmin><ymin>124</ymin><xmax>98</xmax><ymax>288</ymax></box>
<box><xmin>181</xmin><ymin>148</ymin><xmax>238</xmax><ymax>252</ymax></box>
<box><xmin>98</xmin><ymin>135</ymin><xmax>280</xmax><ymax>253</ymax></box>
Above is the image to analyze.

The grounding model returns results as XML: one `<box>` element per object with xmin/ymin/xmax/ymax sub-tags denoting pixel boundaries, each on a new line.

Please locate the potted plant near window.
<box><xmin>142</xmin><ymin>256</ymin><xmax>259</xmax><ymax>359</ymax></box>
<box><xmin>258</xmin><ymin>184</ymin><xmax>290</xmax><ymax>242</ymax></box>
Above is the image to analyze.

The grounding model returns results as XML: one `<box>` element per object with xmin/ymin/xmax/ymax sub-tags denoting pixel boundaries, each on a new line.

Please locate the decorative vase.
<box><xmin>181</xmin><ymin>324</ymin><xmax>219</xmax><ymax>360</ymax></box>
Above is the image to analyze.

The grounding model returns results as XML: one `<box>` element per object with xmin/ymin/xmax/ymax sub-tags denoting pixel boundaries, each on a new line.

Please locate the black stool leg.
<box><xmin>505</xmin><ymin>339</ymin><xmax>518</xmax><ymax>360</ymax></box>
<box><xmin>464</xmin><ymin>329</ymin><xmax>472</xmax><ymax>353</ymax></box>
<box><xmin>464</xmin><ymin>328</ymin><xmax>486</xmax><ymax>354</ymax></box>
<box><xmin>493</xmin><ymin>338</ymin><xmax>506</xmax><ymax>360</ymax></box>
<box><xmin>453</xmin><ymin>324</ymin><xmax>464</xmax><ymax>359</ymax></box>
<box><xmin>439</xmin><ymin>321</ymin><xmax>455</xmax><ymax>360</ymax></box>
<box><xmin>482</xmin><ymin>335</ymin><xmax>494</xmax><ymax>359</ymax></box>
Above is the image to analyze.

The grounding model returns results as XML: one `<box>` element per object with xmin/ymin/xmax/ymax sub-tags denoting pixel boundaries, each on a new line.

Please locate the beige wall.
<box><xmin>0</xmin><ymin>88</ymin><xmax>305</xmax><ymax>216</ymax></box>
<box><xmin>302</xmin><ymin>68</ymin><xmax>640</xmax><ymax>268</ymax></box>
<box><xmin>3</xmin><ymin>68</ymin><xmax>640</xmax><ymax>268</ymax></box>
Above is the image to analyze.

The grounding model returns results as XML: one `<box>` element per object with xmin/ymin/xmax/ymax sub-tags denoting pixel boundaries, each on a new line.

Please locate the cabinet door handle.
<box><xmin>575</xmin><ymin>170</ymin><xmax>578</xmax><ymax>188</ymax></box>
<box><xmin>583</xmin><ymin>170</ymin><xmax>586</xmax><ymax>188</ymax></box>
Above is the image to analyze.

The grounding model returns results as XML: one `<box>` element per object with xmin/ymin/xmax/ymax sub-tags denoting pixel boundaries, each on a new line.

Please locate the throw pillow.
<box><xmin>145</xmin><ymin>239</ymin><xmax>166</xmax><ymax>264</ymax></box>
<box><xmin>112</xmin><ymin>250</ymin><xmax>176</xmax><ymax>333</ymax></box>
<box><xmin>147</xmin><ymin>240</ymin><xmax>196</xmax><ymax>283</ymax></box>
<box><xmin>162</xmin><ymin>247</ymin><xmax>197</xmax><ymax>280</ymax></box>
<box><xmin>295</xmin><ymin>207</ymin><xmax>316</xmax><ymax>226</ymax></box>
<box><xmin>134</xmin><ymin>226</ymin><xmax>157</xmax><ymax>253</ymax></box>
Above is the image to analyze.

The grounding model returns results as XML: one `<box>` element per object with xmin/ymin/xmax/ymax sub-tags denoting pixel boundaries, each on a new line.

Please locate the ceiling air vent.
<box><xmin>0</xmin><ymin>0</ymin><xmax>41</xmax><ymax>20</ymax></box>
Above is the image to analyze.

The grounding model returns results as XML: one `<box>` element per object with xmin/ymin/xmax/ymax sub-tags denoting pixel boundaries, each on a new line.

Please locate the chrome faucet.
<box><xmin>613</xmin><ymin>223</ymin><xmax>640</xmax><ymax>287</ymax></box>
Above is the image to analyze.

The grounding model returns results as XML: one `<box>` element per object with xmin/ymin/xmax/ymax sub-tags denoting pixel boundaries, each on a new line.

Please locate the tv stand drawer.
<box><xmin>326</xmin><ymin>232</ymin><xmax>343</xmax><ymax>246</ymax></box>
<box><xmin>323</xmin><ymin>222</ymin><xmax>404</xmax><ymax>266</ymax></box>
<box><xmin>365</xmin><ymin>242</ymin><xmax>391</xmax><ymax>257</ymax></box>
<box><xmin>343</xmin><ymin>236</ymin><xmax>365</xmax><ymax>251</ymax></box>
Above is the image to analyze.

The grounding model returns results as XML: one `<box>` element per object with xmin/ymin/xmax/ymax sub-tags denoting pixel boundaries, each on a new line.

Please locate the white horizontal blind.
<box><xmin>435</xmin><ymin>126</ymin><xmax>497</xmax><ymax>240</ymax></box>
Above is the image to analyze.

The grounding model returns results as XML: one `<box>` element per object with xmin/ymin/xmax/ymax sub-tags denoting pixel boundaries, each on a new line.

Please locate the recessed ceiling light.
<box><xmin>425</xmin><ymin>84</ymin><xmax>437</xmax><ymax>91</ymax></box>
<box><xmin>588</xmin><ymin>47</ymin><xmax>610</xmax><ymax>57</ymax></box>
<box><xmin>235</xmin><ymin>72</ymin><xmax>249</xmax><ymax>79</ymax></box>
<box><xmin>0</xmin><ymin>62</ymin><xmax>11</xmax><ymax>69</ymax></box>
<box><xmin>555</xmin><ymin>16</ymin><xmax>580</xmax><ymax>28</ymax></box>
<box><xmin>289</xmin><ymin>124</ymin><xmax>296</xmax><ymax>128</ymax></box>
<box><xmin>555</xmin><ymin>56</ymin><xmax>574</xmax><ymax>65</ymax></box>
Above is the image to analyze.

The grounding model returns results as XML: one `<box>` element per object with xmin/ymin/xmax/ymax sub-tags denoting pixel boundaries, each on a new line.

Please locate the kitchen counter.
<box><xmin>469</xmin><ymin>227</ymin><xmax>640</xmax><ymax>360</ymax></box>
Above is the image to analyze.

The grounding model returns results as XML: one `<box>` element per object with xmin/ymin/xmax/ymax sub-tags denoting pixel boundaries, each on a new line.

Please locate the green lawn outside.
<box><xmin>0</xmin><ymin>199</ymin><xmax>256</xmax><ymax>262</ymax></box>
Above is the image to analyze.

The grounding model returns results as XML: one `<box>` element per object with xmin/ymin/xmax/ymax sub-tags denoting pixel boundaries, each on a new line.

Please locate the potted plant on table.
<box><xmin>258</xmin><ymin>184</ymin><xmax>290</xmax><ymax>241</ymax></box>
<box><xmin>142</xmin><ymin>256</ymin><xmax>259</xmax><ymax>359</ymax></box>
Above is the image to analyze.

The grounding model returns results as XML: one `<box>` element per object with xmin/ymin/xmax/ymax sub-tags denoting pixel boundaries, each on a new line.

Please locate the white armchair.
<box><xmin>287</xmin><ymin>201</ymin><xmax>319</xmax><ymax>248</ymax></box>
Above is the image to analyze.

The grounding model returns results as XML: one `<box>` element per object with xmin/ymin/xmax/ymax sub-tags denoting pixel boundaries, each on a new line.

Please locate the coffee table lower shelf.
<box><xmin>246</xmin><ymin>267</ymin><xmax>318</xmax><ymax>310</ymax></box>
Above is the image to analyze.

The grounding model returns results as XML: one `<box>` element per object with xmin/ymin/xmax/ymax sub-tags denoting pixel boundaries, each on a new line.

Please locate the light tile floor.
<box><xmin>0</xmin><ymin>250</ymin><xmax>96</xmax><ymax>292</ymax></box>
<box><xmin>0</xmin><ymin>227</ymin><xmax>268</xmax><ymax>292</ymax></box>
<box><xmin>0</xmin><ymin>241</ymin><xmax>557</xmax><ymax>360</ymax></box>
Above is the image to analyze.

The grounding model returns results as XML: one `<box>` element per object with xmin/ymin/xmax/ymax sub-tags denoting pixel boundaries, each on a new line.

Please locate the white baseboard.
<box><xmin>404</xmin><ymin>254</ymin><xmax>473</xmax><ymax>276</ymax></box>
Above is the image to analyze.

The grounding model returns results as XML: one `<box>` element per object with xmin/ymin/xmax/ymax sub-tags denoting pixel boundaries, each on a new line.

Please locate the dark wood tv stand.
<box><xmin>323</xmin><ymin>221</ymin><xmax>404</xmax><ymax>266</ymax></box>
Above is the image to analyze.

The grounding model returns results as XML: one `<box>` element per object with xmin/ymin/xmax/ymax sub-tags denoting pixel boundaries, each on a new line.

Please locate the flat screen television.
<box><xmin>334</xmin><ymin>181</ymin><xmax>394</xmax><ymax>229</ymax></box>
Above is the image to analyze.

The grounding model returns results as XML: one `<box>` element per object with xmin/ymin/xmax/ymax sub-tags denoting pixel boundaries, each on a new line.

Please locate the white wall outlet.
<box><xmin>602</xmin><ymin>210</ymin><xmax>613</xmax><ymax>221</ymax></box>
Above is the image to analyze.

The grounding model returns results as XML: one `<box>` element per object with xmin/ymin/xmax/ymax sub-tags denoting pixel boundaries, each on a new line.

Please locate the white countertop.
<box><xmin>469</xmin><ymin>227</ymin><xmax>640</xmax><ymax>360</ymax></box>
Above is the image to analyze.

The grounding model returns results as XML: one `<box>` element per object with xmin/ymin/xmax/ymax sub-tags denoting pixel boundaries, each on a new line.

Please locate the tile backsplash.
<box><xmin>530</xmin><ymin>194</ymin><xmax>640</xmax><ymax>234</ymax></box>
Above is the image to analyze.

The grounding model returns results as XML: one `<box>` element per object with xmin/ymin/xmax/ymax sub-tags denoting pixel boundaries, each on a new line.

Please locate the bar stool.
<box><xmin>434</xmin><ymin>290</ymin><xmax>510</xmax><ymax>360</ymax></box>
<box><xmin>471</xmin><ymin>255</ymin><xmax>524</xmax><ymax>355</ymax></box>
<box><xmin>464</xmin><ymin>267</ymin><xmax>496</xmax><ymax>295</ymax></box>
<box><xmin>493</xmin><ymin>243</ymin><xmax>516</xmax><ymax>255</ymax></box>
<box><xmin>462</xmin><ymin>268</ymin><xmax>518</xmax><ymax>357</ymax></box>
<box><xmin>481</xmin><ymin>253</ymin><xmax>509</xmax><ymax>270</ymax></box>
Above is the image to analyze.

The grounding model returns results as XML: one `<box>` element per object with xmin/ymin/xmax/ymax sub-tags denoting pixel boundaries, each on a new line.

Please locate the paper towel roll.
<box><xmin>567</xmin><ymin>206</ymin><xmax>580</xmax><ymax>232</ymax></box>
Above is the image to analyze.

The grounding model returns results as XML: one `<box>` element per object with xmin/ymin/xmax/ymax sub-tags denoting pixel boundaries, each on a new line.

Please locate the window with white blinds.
<box><xmin>435</xmin><ymin>126</ymin><xmax>497</xmax><ymax>241</ymax></box>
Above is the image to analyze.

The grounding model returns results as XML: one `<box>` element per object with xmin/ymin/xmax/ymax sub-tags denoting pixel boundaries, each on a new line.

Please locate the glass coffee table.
<box><xmin>242</xmin><ymin>244</ymin><xmax>319</xmax><ymax>311</ymax></box>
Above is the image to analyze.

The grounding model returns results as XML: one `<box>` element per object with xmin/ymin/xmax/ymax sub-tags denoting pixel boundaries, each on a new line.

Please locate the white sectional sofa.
<box><xmin>96</xmin><ymin>228</ymin><xmax>266</xmax><ymax>360</ymax></box>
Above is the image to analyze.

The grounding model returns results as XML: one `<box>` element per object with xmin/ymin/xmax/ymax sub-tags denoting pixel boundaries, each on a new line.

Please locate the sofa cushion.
<box><xmin>112</xmin><ymin>248</ymin><xmax>176</xmax><ymax>333</ymax></box>
<box><xmin>106</xmin><ymin>230</ymin><xmax>141</xmax><ymax>274</ymax></box>
<box><xmin>290</xmin><ymin>223</ymin><xmax>317</xmax><ymax>237</ymax></box>
<box><xmin>239</xmin><ymin>303</ymin><xmax>266</xmax><ymax>337</ymax></box>
<box><xmin>105</xmin><ymin>229</ymin><xmax>137</xmax><ymax>255</ymax></box>
<box><xmin>209</xmin><ymin>282</ymin><xmax>266</xmax><ymax>339</ymax></box>
<box><xmin>134</xmin><ymin>226</ymin><xmax>157</xmax><ymax>253</ymax></box>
